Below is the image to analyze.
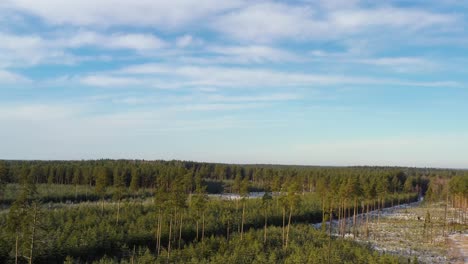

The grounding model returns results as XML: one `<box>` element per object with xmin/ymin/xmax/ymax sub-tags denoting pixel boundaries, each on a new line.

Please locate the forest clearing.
<box><xmin>353</xmin><ymin>202</ymin><xmax>466</xmax><ymax>263</ymax></box>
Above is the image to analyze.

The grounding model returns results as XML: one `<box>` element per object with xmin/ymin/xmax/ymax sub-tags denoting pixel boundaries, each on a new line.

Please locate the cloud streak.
<box><xmin>0</xmin><ymin>69</ymin><xmax>29</xmax><ymax>83</ymax></box>
<box><xmin>86</xmin><ymin>63</ymin><xmax>459</xmax><ymax>89</ymax></box>
<box><xmin>3</xmin><ymin>0</ymin><xmax>246</xmax><ymax>28</ymax></box>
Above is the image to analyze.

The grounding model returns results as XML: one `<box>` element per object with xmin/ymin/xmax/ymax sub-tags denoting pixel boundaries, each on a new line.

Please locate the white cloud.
<box><xmin>107</xmin><ymin>92</ymin><xmax>300</xmax><ymax>106</ymax></box>
<box><xmin>118</xmin><ymin>64</ymin><xmax>377</xmax><ymax>88</ymax></box>
<box><xmin>0</xmin><ymin>69</ymin><xmax>29</xmax><ymax>83</ymax></box>
<box><xmin>359</xmin><ymin>57</ymin><xmax>428</xmax><ymax>66</ymax></box>
<box><xmin>213</xmin><ymin>2</ymin><xmax>315</xmax><ymax>42</ymax></box>
<box><xmin>309</xmin><ymin>51</ymin><xmax>439</xmax><ymax>72</ymax></box>
<box><xmin>4</xmin><ymin>0</ymin><xmax>246</xmax><ymax>28</ymax></box>
<box><xmin>116</xmin><ymin>63</ymin><xmax>459</xmax><ymax>89</ymax></box>
<box><xmin>205</xmin><ymin>93</ymin><xmax>300</xmax><ymax>102</ymax></box>
<box><xmin>317</xmin><ymin>0</ymin><xmax>360</xmax><ymax>10</ymax></box>
<box><xmin>0</xmin><ymin>31</ymin><xmax>166</xmax><ymax>67</ymax></box>
<box><xmin>66</xmin><ymin>31</ymin><xmax>166</xmax><ymax>51</ymax></box>
<box><xmin>208</xmin><ymin>45</ymin><xmax>300</xmax><ymax>63</ymax></box>
<box><xmin>177</xmin><ymin>103</ymin><xmax>264</xmax><ymax>111</ymax></box>
<box><xmin>176</xmin><ymin>34</ymin><xmax>196</xmax><ymax>48</ymax></box>
<box><xmin>0</xmin><ymin>32</ymin><xmax>54</xmax><ymax>66</ymax></box>
<box><xmin>213</xmin><ymin>3</ymin><xmax>458</xmax><ymax>42</ymax></box>
<box><xmin>329</xmin><ymin>7</ymin><xmax>456</xmax><ymax>31</ymax></box>
<box><xmin>80</xmin><ymin>75</ymin><xmax>143</xmax><ymax>87</ymax></box>
<box><xmin>357</xmin><ymin>57</ymin><xmax>438</xmax><ymax>72</ymax></box>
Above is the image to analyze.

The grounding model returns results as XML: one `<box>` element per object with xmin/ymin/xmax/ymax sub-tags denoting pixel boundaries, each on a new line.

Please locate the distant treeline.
<box><xmin>1</xmin><ymin>159</ymin><xmax>466</xmax><ymax>195</ymax></box>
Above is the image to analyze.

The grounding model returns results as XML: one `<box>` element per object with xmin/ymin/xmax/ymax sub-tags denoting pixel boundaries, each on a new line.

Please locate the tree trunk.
<box><xmin>131</xmin><ymin>245</ymin><xmax>135</xmax><ymax>264</ymax></box>
<box><xmin>285</xmin><ymin>207</ymin><xmax>292</xmax><ymax>249</ymax></box>
<box><xmin>377</xmin><ymin>198</ymin><xmax>380</xmax><ymax>228</ymax></box>
<box><xmin>157</xmin><ymin>211</ymin><xmax>162</xmax><ymax>256</ymax></box>
<box><xmin>201</xmin><ymin>212</ymin><xmax>205</xmax><ymax>243</ymax></box>
<box><xmin>444</xmin><ymin>191</ymin><xmax>448</xmax><ymax>237</ymax></box>
<box><xmin>366</xmin><ymin>202</ymin><xmax>369</xmax><ymax>238</ymax></box>
<box><xmin>282</xmin><ymin>207</ymin><xmax>286</xmax><ymax>246</ymax></box>
<box><xmin>29</xmin><ymin>203</ymin><xmax>38</xmax><ymax>264</ymax></box>
<box><xmin>337</xmin><ymin>201</ymin><xmax>341</xmax><ymax>237</ymax></box>
<box><xmin>116</xmin><ymin>199</ymin><xmax>120</xmax><ymax>225</ymax></box>
<box><xmin>178</xmin><ymin>212</ymin><xmax>183</xmax><ymax>249</ymax></box>
<box><xmin>353</xmin><ymin>198</ymin><xmax>357</xmax><ymax>237</ymax></box>
<box><xmin>322</xmin><ymin>198</ymin><xmax>326</xmax><ymax>227</ymax></box>
<box><xmin>167</xmin><ymin>215</ymin><xmax>172</xmax><ymax>263</ymax></box>
<box><xmin>345</xmin><ymin>202</ymin><xmax>354</xmax><ymax>233</ymax></box>
<box><xmin>15</xmin><ymin>233</ymin><xmax>18</xmax><ymax>264</ymax></box>
<box><xmin>196</xmin><ymin>219</ymin><xmax>199</xmax><ymax>241</ymax></box>
<box><xmin>227</xmin><ymin>218</ymin><xmax>230</xmax><ymax>241</ymax></box>
<box><xmin>155</xmin><ymin>212</ymin><xmax>160</xmax><ymax>255</ymax></box>
<box><xmin>236</xmin><ymin>199</ymin><xmax>240</xmax><ymax>233</ymax></box>
<box><xmin>264</xmin><ymin>209</ymin><xmax>268</xmax><ymax>244</ymax></box>
<box><xmin>328</xmin><ymin>202</ymin><xmax>333</xmax><ymax>264</ymax></box>
<box><xmin>241</xmin><ymin>201</ymin><xmax>245</xmax><ymax>240</ymax></box>
<box><xmin>329</xmin><ymin>202</ymin><xmax>333</xmax><ymax>237</ymax></box>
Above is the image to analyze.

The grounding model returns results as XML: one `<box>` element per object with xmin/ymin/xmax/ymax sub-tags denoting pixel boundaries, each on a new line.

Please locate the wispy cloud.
<box><xmin>213</xmin><ymin>2</ymin><xmax>458</xmax><ymax>42</ymax></box>
<box><xmin>65</xmin><ymin>31</ymin><xmax>167</xmax><ymax>51</ymax></box>
<box><xmin>0</xmin><ymin>69</ymin><xmax>30</xmax><ymax>83</ymax></box>
<box><xmin>357</xmin><ymin>57</ymin><xmax>439</xmax><ymax>72</ymax></box>
<box><xmin>107</xmin><ymin>92</ymin><xmax>301</xmax><ymax>106</ymax></box>
<box><xmin>0</xmin><ymin>103</ymin><xmax>81</xmax><ymax>121</ymax></box>
<box><xmin>113</xmin><ymin>63</ymin><xmax>460</xmax><ymax>89</ymax></box>
<box><xmin>208</xmin><ymin>45</ymin><xmax>301</xmax><ymax>63</ymax></box>
<box><xmin>80</xmin><ymin>75</ymin><xmax>145</xmax><ymax>87</ymax></box>
<box><xmin>2</xmin><ymin>0</ymin><xmax>246</xmax><ymax>28</ymax></box>
<box><xmin>0</xmin><ymin>31</ymin><xmax>166</xmax><ymax>67</ymax></box>
<box><xmin>309</xmin><ymin>51</ymin><xmax>439</xmax><ymax>72</ymax></box>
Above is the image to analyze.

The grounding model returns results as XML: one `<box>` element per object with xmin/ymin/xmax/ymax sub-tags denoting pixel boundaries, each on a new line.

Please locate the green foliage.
<box><xmin>0</xmin><ymin>161</ymin><xmax>8</xmax><ymax>195</ymax></box>
<box><xmin>89</xmin><ymin>225</ymin><xmax>401</xmax><ymax>264</ymax></box>
<box><xmin>0</xmin><ymin>159</ymin><xmax>456</xmax><ymax>263</ymax></box>
<box><xmin>95</xmin><ymin>167</ymin><xmax>110</xmax><ymax>198</ymax></box>
<box><xmin>129</xmin><ymin>167</ymin><xmax>140</xmax><ymax>192</ymax></box>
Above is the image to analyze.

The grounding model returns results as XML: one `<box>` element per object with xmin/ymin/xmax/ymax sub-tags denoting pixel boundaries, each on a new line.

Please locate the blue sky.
<box><xmin>0</xmin><ymin>0</ymin><xmax>467</xmax><ymax>168</ymax></box>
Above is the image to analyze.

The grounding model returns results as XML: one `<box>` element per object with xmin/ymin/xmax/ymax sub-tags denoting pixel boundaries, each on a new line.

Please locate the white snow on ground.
<box><xmin>313</xmin><ymin>201</ymin><xmax>467</xmax><ymax>264</ymax></box>
<box><xmin>208</xmin><ymin>192</ymin><xmax>270</xmax><ymax>200</ymax></box>
<box><xmin>448</xmin><ymin>233</ymin><xmax>468</xmax><ymax>264</ymax></box>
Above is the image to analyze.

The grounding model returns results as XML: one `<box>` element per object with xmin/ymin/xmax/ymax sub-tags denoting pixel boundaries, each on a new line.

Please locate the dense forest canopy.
<box><xmin>1</xmin><ymin>159</ymin><xmax>466</xmax><ymax>194</ymax></box>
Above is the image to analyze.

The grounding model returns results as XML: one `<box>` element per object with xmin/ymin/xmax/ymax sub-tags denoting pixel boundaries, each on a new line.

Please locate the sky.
<box><xmin>0</xmin><ymin>0</ymin><xmax>467</xmax><ymax>168</ymax></box>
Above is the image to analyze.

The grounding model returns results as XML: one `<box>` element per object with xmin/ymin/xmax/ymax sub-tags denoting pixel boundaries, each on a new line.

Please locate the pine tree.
<box><xmin>0</xmin><ymin>161</ymin><xmax>8</xmax><ymax>201</ymax></box>
<box><xmin>285</xmin><ymin>182</ymin><xmax>301</xmax><ymax>249</ymax></box>
<box><xmin>72</xmin><ymin>167</ymin><xmax>81</xmax><ymax>200</ymax></box>
<box><xmin>7</xmin><ymin>167</ymin><xmax>40</xmax><ymax>264</ymax></box>
<box><xmin>95</xmin><ymin>166</ymin><xmax>110</xmax><ymax>214</ymax></box>
<box><xmin>130</xmin><ymin>167</ymin><xmax>140</xmax><ymax>193</ymax></box>
<box><xmin>262</xmin><ymin>191</ymin><xmax>272</xmax><ymax>244</ymax></box>
<box><xmin>113</xmin><ymin>171</ymin><xmax>126</xmax><ymax>225</ymax></box>
<box><xmin>239</xmin><ymin>176</ymin><xmax>249</xmax><ymax>240</ymax></box>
